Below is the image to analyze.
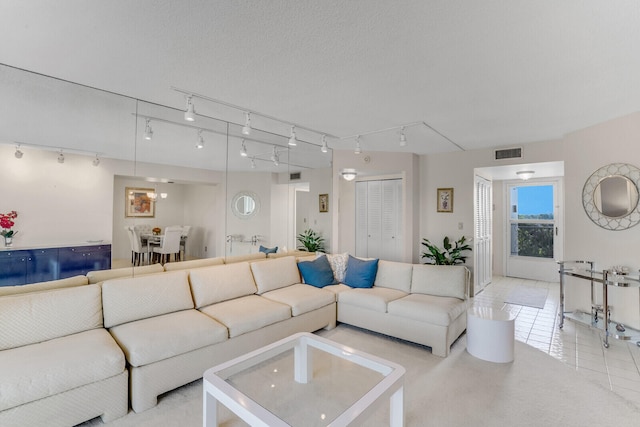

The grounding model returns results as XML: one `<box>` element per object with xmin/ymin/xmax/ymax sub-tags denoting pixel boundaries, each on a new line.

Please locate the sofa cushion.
<box><xmin>102</xmin><ymin>270</ymin><xmax>194</xmax><ymax>328</ymax></box>
<box><xmin>108</xmin><ymin>309</ymin><xmax>227</xmax><ymax>367</ymax></box>
<box><xmin>86</xmin><ymin>264</ymin><xmax>164</xmax><ymax>284</ymax></box>
<box><xmin>189</xmin><ymin>262</ymin><xmax>257</xmax><ymax>308</ymax></box>
<box><xmin>0</xmin><ymin>275</ymin><xmax>89</xmax><ymax>297</ymax></box>
<box><xmin>0</xmin><ymin>328</ymin><xmax>124</xmax><ymax>411</ymax></box>
<box><xmin>411</xmin><ymin>265</ymin><xmax>468</xmax><ymax>300</ymax></box>
<box><xmin>259</xmin><ymin>245</ymin><xmax>278</xmax><ymax>254</ymax></box>
<box><xmin>338</xmin><ymin>287</ymin><xmax>408</xmax><ymax>313</ymax></box>
<box><xmin>199</xmin><ymin>295</ymin><xmax>290</xmax><ymax>338</ymax></box>
<box><xmin>374</xmin><ymin>260</ymin><xmax>413</xmax><ymax>293</ymax></box>
<box><xmin>325</xmin><ymin>252</ymin><xmax>348</xmax><ymax>282</ymax></box>
<box><xmin>297</xmin><ymin>255</ymin><xmax>336</xmax><ymax>288</ymax></box>
<box><xmin>0</xmin><ymin>284</ymin><xmax>102</xmax><ymax>351</ymax></box>
<box><xmin>163</xmin><ymin>257</ymin><xmax>224</xmax><ymax>272</ymax></box>
<box><xmin>343</xmin><ymin>256</ymin><xmax>379</xmax><ymax>288</ymax></box>
<box><xmin>251</xmin><ymin>256</ymin><xmax>301</xmax><ymax>294</ymax></box>
<box><xmin>261</xmin><ymin>284</ymin><xmax>336</xmax><ymax>316</ymax></box>
<box><xmin>387</xmin><ymin>294</ymin><xmax>468</xmax><ymax>327</ymax></box>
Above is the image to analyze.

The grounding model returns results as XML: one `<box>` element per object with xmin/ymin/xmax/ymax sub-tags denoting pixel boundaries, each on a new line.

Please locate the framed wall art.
<box><xmin>125</xmin><ymin>187</ymin><xmax>155</xmax><ymax>218</ymax></box>
<box><xmin>437</xmin><ymin>188</ymin><xmax>454</xmax><ymax>213</ymax></box>
<box><xmin>319</xmin><ymin>193</ymin><xmax>329</xmax><ymax>213</ymax></box>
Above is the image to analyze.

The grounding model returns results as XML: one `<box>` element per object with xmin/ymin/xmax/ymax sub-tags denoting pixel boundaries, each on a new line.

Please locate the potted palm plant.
<box><xmin>421</xmin><ymin>236</ymin><xmax>471</xmax><ymax>265</ymax></box>
<box><xmin>297</xmin><ymin>229</ymin><xmax>326</xmax><ymax>252</ymax></box>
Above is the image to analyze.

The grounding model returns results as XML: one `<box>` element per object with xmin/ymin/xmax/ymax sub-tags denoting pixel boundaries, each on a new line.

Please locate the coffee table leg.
<box><xmin>389</xmin><ymin>386</ymin><xmax>404</xmax><ymax>427</ymax></box>
<box><xmin>294</xmin><ymin>338</ymin><xmax>312</xmax><ymax>383</ymax></box>
<box><xmin>203</xmin><ymin>388</ymin><xmax>218</xmax><ymax>427</ymax></box>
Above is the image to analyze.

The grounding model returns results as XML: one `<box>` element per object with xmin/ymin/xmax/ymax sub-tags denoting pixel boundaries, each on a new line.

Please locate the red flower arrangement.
<box><xmin>0</xmin><ymin>210</ymin><xmax>18</xmax><ymax>238</ymax></box>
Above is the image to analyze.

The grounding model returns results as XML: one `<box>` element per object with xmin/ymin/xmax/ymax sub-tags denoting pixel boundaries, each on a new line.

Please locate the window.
<box><xmin>510</xmin><ymin>185</ymin><xmax>554</xmax><ymax>258</ymax></box>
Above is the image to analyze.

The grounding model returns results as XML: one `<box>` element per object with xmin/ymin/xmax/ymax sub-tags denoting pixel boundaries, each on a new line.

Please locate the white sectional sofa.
<box><xmin>0</xmin><ymin>253</ymin><xmax>468</xmax><ymax>425</ymax></box>
<box><xmin>333</xmin><ymin>260</ymin><xmax>470</xmax><ymax>357</ymax></box>
<box><xmin>0</xmin><ymin>285</ymin><xmax>128</xmax><ymax>427</ymax></box>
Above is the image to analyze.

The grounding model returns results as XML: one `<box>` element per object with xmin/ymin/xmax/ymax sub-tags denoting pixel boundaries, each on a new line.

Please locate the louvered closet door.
<box><xmin>474</xmin><ymin>175</ymin><xmax>492</xmax><ymax>294</ymax></box>
<box><xmin>355</xmin><ymin>179</ymin><xmax>403</xmax><ymax>261</ymax></box>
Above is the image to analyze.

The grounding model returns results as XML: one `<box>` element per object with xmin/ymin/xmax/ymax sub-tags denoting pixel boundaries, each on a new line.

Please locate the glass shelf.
<box><xmin>564</xmin><ymin>310</ymin><xmax>640</xmax><ymax>343</ymax></box>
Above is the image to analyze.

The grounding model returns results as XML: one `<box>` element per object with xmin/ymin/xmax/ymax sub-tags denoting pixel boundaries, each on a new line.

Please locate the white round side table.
<box><xmin>467</xmin><ymin>306</ymin><xmax>516</xmax><ymax>363</ymax></box>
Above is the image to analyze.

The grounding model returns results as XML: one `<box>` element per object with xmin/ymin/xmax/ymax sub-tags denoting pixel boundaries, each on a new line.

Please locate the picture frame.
<box><xmin>319</xmin><ymin>193</ymin><xmax>329</xmax><ymax>213</ymax></box>
<box><xmin>125</xmin><ymin>187</ymin><xmax>155</xmax><ymax>218</ymax></box>
<box><xmin>437</xmin><ymin>188</ymin><xmax>454</xmax><ymax>213</ymax></box>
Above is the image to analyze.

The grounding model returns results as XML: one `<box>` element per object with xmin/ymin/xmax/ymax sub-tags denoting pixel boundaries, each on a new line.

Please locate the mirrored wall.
<box><xmin>0</xmin><ymin>64</ymin><xmax>332</xmax><ymax>283</ymax></box>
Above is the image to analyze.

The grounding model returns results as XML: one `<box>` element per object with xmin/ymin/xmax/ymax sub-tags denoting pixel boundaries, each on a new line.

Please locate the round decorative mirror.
<box><xmin>583</xmin><ymin>163</ymin><xmax>640</xmax><ymax>230</ymax></box>
<box><xmin>231</xmin><ymin>191</ymin><xmax>259</xmax><ymax>219</ymax></box>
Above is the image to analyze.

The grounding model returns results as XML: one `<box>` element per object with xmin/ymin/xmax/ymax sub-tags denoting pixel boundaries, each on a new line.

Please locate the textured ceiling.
<box><xmin>1</xmin><ymin>0</ymin><xmax>639</xmax><ymax>156</ymax></box>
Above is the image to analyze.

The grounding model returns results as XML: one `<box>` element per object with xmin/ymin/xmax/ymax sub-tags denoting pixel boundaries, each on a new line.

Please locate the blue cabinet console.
<box><xmin>0</xmin><ymin>244</ymin><xmax>111</xmax><ymax>287</ymax></box>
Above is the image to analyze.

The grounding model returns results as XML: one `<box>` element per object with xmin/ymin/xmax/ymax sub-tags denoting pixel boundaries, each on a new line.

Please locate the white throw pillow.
<box><xmin>326</xmin><ymin>252</ymin><xmax>349</xmax><ymax>283</ymax></box>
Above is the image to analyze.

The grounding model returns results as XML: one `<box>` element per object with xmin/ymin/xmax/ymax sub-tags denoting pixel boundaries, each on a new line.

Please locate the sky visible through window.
<box><xmin>517</xmin><ymin>185</ymin><xmax>553</xmax><ymax>217</ymax></box>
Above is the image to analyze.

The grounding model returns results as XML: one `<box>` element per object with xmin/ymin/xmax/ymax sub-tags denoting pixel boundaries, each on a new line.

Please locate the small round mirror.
<box><xmin>231</xmin><ymin>191</ymin><xmax>260</xmax><ymax>219</ymax></box>
<box><xmin>593</xmin><ymin>175</ymin><xmax>639</xmax><ymax>218</ymax></box>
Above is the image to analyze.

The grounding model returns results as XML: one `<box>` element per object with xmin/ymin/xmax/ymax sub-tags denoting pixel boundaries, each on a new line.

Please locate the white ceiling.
<box><xmin>1</xmin><ymin>1</ymin><xmax>640</xmax><ymax>156</ymax></box>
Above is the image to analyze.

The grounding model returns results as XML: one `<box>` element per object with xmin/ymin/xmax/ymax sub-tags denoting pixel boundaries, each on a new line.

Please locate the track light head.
<box><xmin>92</xmin><ymin>155</ymin><xmax>100</xmax><ymax>166</ymax></box>
<box><xmin>271</xmin><ymin>146</ymin><xmax>279</xmax><ymax>166</ymax></box>
<box><xmin>14</xmin><ymin>146</ymin><xmax>23</xmax><ymax>159</ymax></box>
<box><xmin>195</xmin><ymin>129</ymin><xmax>205</xmax><ymax>149</ymax></box>
<box><xmin>184</xmin><ymin>96</ymin><xmax>196</xmax><ymax>122</ymax></box>
<box><xmin>354</xmin><ymin>136</ymin><xmax>362</xmax><ymax>155</ymax></box>
<box><xmin>242</xmin><ymin>112</ymin><xmax>252</xmax><ymax>135</ymax></box>
<box><xmin>288</xmin><ymin>125</ymin><xmax>297</xmax><ymax>146</ymax></box>
<box><xmin>240</xmin><ymin>139</ymin><xmax>248</xmax><ymax>157</ymax></box>
<box><xmin>320</xmin><ymin>135</ymin><xmax>328</xmax><ymax>153</ymax></box>
<box><xmin>399</xmin><ymin>127</ymin><xmax>407</xmax><ymax>147</ymax></box>
<box><xmin>144</xmin><ymin>119</ymin><xmax>153</xmax><ymax>140</ymax></box>
<box><xmin>250</xmin><ymin>157</ymin><xmax>256</xmax><ymax>169</ymax></box>
<box><xmin>57</xmin><ymin>151</ymin><xmax>65</xmax><ymax>164</ymax></box>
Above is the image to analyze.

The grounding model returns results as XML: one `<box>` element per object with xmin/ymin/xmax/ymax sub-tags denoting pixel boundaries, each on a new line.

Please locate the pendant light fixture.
<box><xmin>195</xmin><ymin>129</ymin><xmax>205</xmax><ymax>149</ymax></box>
<box><xmin>288</xmin><ymin>125</ymin><xmax>298</xmax><ymax>146</ymax></box>
<box><xmin>242</xmin><ymin>112</ymin><xmax>252</xmax><ymax>135</ymax></box>
<box><xmin>184</xmin><ymin>96</ymin><xmax>196</xmax><ymax>122</ymax></box>
<box><xmin>143</xmin><ymin>119</ymin><xmax>153</xmax><ymax>141</ymax></box>
<box><xmin>320</xmin><ymin>135</ymin><xmax>328</xmax><ymax>153</ymax></box>
<box><xmin>240</xmin><ymin>139</ymin><xmax>248</xmax><ymax>157</ymax></box>
<box><xmin>354</xmin><ymin>135</ymin><xmax>362</xmax><ymax>155</ymax></box>
<box><xmin>341</xmin><ymin>168</ymin><xmax>357</xmax><ymax>181</ymax></box>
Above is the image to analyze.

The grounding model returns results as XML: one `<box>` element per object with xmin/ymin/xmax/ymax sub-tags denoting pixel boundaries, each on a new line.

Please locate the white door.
<box><xmin>474</xmin><ymin>175</ymin><xmax>492</xmax><ymax>295</ymax></box>
<box><xmin>355</xmin><ymin>179</ymin><xmax>403</xmax><ymax>261</ymax></box>
<box><xmin>505</xmin><ymin>179</ymin><xmax>563</xmax><ymax>282</ymax></box>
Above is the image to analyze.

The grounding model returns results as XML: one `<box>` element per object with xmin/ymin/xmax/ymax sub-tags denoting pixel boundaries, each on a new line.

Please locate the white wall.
<box><xmin>333</xmin><ymin>150</ymin><xmax>419</xmax><ymax>261</ymax></box>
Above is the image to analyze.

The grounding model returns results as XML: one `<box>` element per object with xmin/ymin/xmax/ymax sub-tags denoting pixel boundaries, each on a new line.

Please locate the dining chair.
<box><xmin>179</xmin><ymin>225</ymin><xmax>191</xmax><ymax>261</ymax></box>
<box><xmin>125</xmin><ymin>226</ymin><xmax>135</xmax><ymax>264</ymax></box>
<box><xmin>152</xmin><ymin>226</ymin><xmax>182</xmax><ymax>264</ymax></box>
<box><xmin>129</xmin><ymin>226</ymin><xmax>149</xmax><ymax>266</ymax></box>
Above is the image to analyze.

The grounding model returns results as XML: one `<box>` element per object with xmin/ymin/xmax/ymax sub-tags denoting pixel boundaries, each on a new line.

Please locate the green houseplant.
<box><xmin>421</xmin><ymin>236</ymin><xmax>472</xmax><ymax>265</ymax></box>
<box><xmin>297</xmin><ymin>229</ymin><xmax>326</xmax><ymax>252</ymax></box>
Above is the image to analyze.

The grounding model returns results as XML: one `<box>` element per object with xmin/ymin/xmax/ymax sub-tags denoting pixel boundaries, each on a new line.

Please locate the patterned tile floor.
<box><xmin>473</xmin><ymin>276</ymin><xmax>640</xmax><ymax>403</ymax></box>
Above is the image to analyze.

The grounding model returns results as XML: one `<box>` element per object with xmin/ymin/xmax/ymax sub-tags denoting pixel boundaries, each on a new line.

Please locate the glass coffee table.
<box><xmin>203</xmin><ymin>332</ymin><xmax>405</xmax><ymax>426</ymax></box>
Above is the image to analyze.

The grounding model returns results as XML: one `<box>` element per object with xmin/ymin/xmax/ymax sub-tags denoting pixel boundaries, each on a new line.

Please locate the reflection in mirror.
<box><xmin>593</xmin><ymin>175</ymin><xmax>639</xmax><ymax>218</ymax></box>
<box><xmin>1</xmin><ymin>63</ymin><xmax>333</xmax><ymax>285</ymax></box>
<box><xmin>232</xmin><ymin>192</ymin><xmax>259</xmax><ymax>218</ymax></box>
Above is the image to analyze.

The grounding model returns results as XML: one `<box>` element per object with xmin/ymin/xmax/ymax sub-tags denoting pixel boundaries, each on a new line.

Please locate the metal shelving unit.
<box><xmin>558</xmin><ymin>260</ymin><xmax>640</xmax><ymax>348</ymax></box>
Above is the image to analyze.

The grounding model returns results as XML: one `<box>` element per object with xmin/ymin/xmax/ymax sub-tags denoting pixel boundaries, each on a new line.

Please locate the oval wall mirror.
<box><xmin>231</xmin><ymin>191</ymin><xmax>260</xmax><ymax>219</ymax></box>
<box><xmin>583</xmin><ymin>163</ymin><xmax>640</xmax><ymax>230</ymax></box>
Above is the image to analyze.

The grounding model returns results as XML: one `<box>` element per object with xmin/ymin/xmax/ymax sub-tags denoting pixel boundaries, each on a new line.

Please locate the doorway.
<box><xmin>505</xmin><ymin>179</ymin><xmax>563</xmax><ymax>282</ymax></box>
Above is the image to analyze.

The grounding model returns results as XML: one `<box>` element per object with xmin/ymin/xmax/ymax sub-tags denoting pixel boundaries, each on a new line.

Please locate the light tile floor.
<box><xmin>473</xmin><ymin>276</ymin><xmax>640</xmax><ymax>404</ymax></box>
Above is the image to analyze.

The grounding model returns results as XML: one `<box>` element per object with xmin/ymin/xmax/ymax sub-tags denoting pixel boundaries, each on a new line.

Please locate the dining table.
<box><xmin>141</xmin><ymin>233</ymin><xmax>163</xmax><ymax>264</ymax></box>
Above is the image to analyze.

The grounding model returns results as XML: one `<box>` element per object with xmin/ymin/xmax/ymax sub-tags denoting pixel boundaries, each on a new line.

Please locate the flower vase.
<box><xmin>4</xmin><ymin>236</ymin><xmax>13</xmax><ymax>247</ymax></box>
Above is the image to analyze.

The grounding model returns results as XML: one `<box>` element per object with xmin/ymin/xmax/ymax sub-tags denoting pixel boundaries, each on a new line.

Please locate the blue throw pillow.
<box><xmin>297</xmin><ymin>255</ymin><xmax>336</xmax><ymax>288</ymax></box>
<box><xmin>343</xmin><ymin>255</ymin><xmax>379</xmax><ymax>288</ymax></box>
<box><xmin>259</xmin><ymin>245</ymin><xmax>278</xmax><ymax>254</ymax></box>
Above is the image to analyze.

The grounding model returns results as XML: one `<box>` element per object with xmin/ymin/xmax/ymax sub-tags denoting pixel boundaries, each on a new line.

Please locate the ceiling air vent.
<box><xmin>494</xmin><ymin>147</ymin><xmax>522</xmax><ymax>160</ymax></box>
<box><xmin>289</xmin><ymin>172</ymin><xmax>301</xmax><ymax>180</ymax></box>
